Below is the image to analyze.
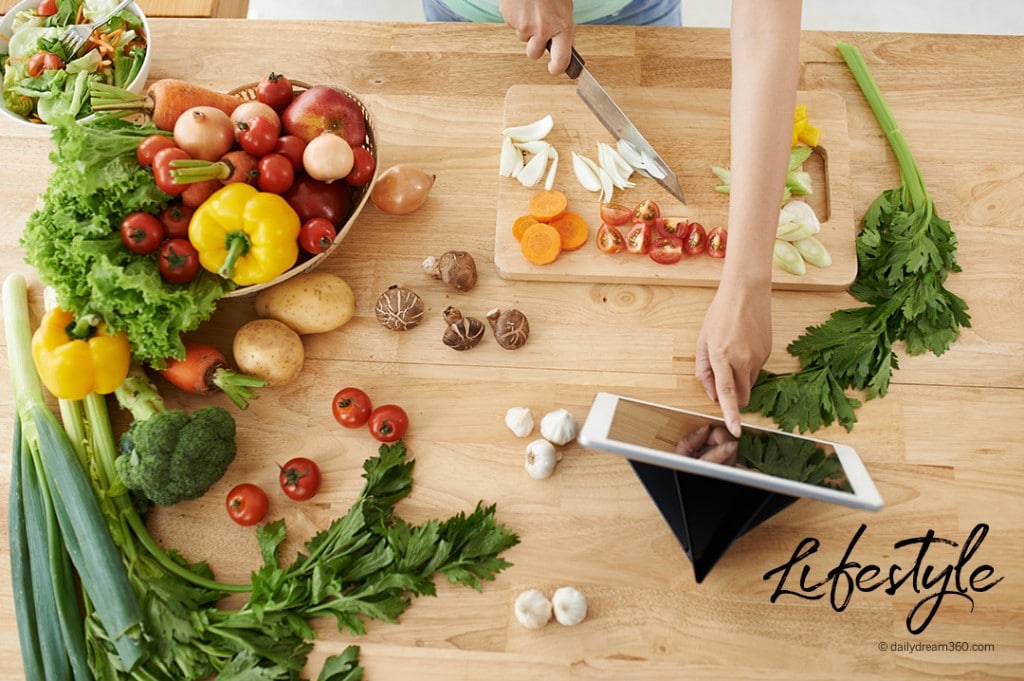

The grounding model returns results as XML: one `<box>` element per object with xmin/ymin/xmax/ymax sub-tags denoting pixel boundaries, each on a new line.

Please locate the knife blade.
<box><xmin>563</xmin><ymin>46</ymin><xmax>686</xmax><ymax>204</ymax></box>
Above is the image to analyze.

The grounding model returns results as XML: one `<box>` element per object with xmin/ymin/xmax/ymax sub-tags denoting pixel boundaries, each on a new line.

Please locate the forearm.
<box><xmin>723</xmin><ymin>0</ymin><xmax>803</xmax><ymax>290</ymax></box>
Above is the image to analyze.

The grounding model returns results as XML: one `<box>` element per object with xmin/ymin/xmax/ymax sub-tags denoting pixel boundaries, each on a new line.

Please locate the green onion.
<box><xmin>9</xmin><ymin>416</ymin><xmax>45</xmax><ymax>681</ymax></box>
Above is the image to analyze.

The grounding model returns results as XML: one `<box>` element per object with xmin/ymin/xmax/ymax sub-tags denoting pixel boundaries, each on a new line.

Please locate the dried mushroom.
<box><xmin>375</xmin><ymin>285</ymin><xmax>425</xmax><ymax>331</ymax></box>
<box><xmin>423</xmin><ymin>250</ymin><xmax>478</xmax><ymax>292</ymax></box>
<box><xmin>441</xmin><ymin>306</ymin><xmax>485</xmax><ymax>351</ymax></box>
<box><xmin>487</xmin><ymin>307</ymin><xmax>530</xmax><ymax>350</ymax></box>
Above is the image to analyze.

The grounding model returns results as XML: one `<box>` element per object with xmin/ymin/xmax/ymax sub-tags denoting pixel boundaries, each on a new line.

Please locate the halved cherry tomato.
<box><xmin>120</xmin><ymin>212</ymin><xmax>165</xmax><ymax>255</ymax></box>
<box><xmin>274</xmin><ymin>135</ymin><xmax>306</xmax><ymax>171</ymax></box>
<box><xmin>278</xmin><ymin>457</ymin><xmax>321</xmax><ymax>501</ymax></box>
<box><xmin>599</xmin><ymin>201</ymin><xmax>633</xmax><ymax>226</ymax></box>
<box><xmin>136</xmin><ymin>134</ymin><xmax>176</xmax><ymax>167</ymax></box>
<box><xmin>332</xmin><ymin>386</ymin><xmax>372</xmax><ymax>428</ymax></box>
<box><xmin>706</xmin><ymin>226</ymin><xmax>727</xmax><ymax>258</ymax></box>
<box><xmin>256</xmin><ymin>72</ymin><xmax>294</xmax><ymax>112</ymax></box>
<box><xmin>257</xmin><ymin>153</ymin><xmax>295</xmax><ymax>194</ymax></box>
<box><xmin>299</xmin><ymin>217</ymin><xmax>337</xmax><ymax>254</ymax></box>
<box><xmin>683</xmin><ymin>222</ymin><xmax>707</xmax><ymax>255</ymax></box>
<box><xmin>344</xmin><ymin>146</ymin><xmax>376</xmax><ymax>187</ymax></box>
<box><xmin>238</xmin><ymin>116</ymin><xmax>280</xmax><ymax>157</ymax></box>
<box><xmin>632</xmin><ymin>198</ymin><xmax>660</xmax><ymax>225</ymax></box>
<box><xmin>649</xmin><ymin>235</ymin><xmax>684</xmax><ymax>265</ymax></box>
<box><xmin>26</xmin><ymin>51</ymin><xmax>63</xmax><ymax>77</ymax></box>
<box><xmin>158</xmin><ymin>238</ymin><xmax>201</xmax><ymax>284</ymax></box>
<box><xmin>596</xmin><ymin>222</ymin><xmax>625</xmax><ymax>253</ymax></box>
<box><xmin>158</xmin><ymin>203</ymin><xmax>193</xmax><ymax>239</ymax></box>
<box><xmin>625</xmin><ymin>222</ymin><xmax>651</xmax><ymax>254</ymax></box>
<box><xmin>368</xmin><ymin>404</ymin><xmax>409</xmax><ymax>443</ymax></box>
<box><xmin>37</xmin><ymin>0</ymin><xmax>58</xmax><ymax>16</ymax></box>
<box><xmin>226</xmin><ymin>483</ymin><xmax>269</xmax><ymax>526</ymax></box>
<box><xmin>656</xmin><ymin>216</ymin><xmax>690</xmax><ymax>239</ymax></box>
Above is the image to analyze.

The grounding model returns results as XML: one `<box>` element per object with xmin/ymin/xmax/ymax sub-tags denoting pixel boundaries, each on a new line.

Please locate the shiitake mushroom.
<box><xmin>375</xmin><ymin>285</ymin><xmax>425</xmax><ymax>331</ymax></box>
<box><xmin>486</xmin><ymin>307</ymin><xmax>529</xmax><ymax>350</ymax></box>
<box><xmin>441</xmin><ymin>306</ymin><xmax>485</xmax><ymax>351</ymax></box>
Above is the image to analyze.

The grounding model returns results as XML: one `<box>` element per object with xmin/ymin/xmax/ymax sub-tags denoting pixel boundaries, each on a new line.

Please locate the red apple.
<box><xmin>281</xmin><ymin>86</ymin><xmax>367</xmax><ymax>147</ymax></box>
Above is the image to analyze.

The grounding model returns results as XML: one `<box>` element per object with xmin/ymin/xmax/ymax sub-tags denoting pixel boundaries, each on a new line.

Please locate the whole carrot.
<box><xmin>159</xmin><ymin>341</ymin><xmax>265</xmax><ymax>409</ymax></box>
<box><xmin>92</xmin><ymin>79</ymin><xmax>242</xmax><ymax>131</ymax></box>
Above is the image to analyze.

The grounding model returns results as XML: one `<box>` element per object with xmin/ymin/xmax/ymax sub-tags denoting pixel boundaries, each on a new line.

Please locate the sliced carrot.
<box><xmin>520</xmin><ymin>222</ymin><xmax>562</xmax><ymax>265</ymax></box>
<box><xmin>528</xmin><ymin>189</ymin><xmax>568</xmax><ymax>222</ymax></box>
<box><xmin>548</xmin><ymin>211</ymin><xmax>589</xmax><ymax>251</ymax></box>
<box><xmin>512</xmin><ymin>214</ymin><xmax>540</xmax><ymax>242</ymax></box>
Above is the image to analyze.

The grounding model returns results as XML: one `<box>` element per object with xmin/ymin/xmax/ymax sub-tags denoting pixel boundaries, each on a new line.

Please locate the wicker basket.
<box><xmin>221</xmin><ymin>81</ymin><xmax>378</xmax><ymax>298</ymax></box>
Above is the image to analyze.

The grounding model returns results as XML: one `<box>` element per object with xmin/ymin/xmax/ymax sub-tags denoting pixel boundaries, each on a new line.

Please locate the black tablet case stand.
<box><xmin>629</xmin><ymin>460</ymin><xmax>798</xmax><ymax>583</ymax></box>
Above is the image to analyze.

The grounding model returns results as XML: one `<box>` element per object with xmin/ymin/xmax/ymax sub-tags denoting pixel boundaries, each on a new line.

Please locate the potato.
<box><xmin>232</xmin><ymin>319</ymin><xmax>304</xmax><ymax>386</ymax></box>
<box><xmin>254</xmin><ymin>272</ymin><xmax>356</xmax><ymax>335</ymax></box>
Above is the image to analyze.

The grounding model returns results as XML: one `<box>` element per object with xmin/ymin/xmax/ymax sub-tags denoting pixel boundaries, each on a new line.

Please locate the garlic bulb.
<box><xmin>552</xmin><ymin>586</ymin><xmax>588</xmax><ymax>626</ymax></box>
<box><xmin>524</xmin><ymin>438</ymin><xmax>559</xmax><ymax>479</ymax></box>
<box><xmin>514</xmin><ymin>589</ymin><xmax>552</xmax><ymax>629</ymax></box>
<box><xmin>505</xmin><ymin>407</ymin><xmax>534</xmax><ymax>438</ymax></box>
<box><xmin>540</xmin><ymin>409</ymin><xmax>578</xmax><ymax>446</ymax></box>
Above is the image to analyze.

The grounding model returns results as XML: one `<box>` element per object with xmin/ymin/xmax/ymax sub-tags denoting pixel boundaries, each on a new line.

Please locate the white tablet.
<box><xmin>577</xmin><ymin>392</ymin><xmax>884</xmax><ymax>511</ymax></box>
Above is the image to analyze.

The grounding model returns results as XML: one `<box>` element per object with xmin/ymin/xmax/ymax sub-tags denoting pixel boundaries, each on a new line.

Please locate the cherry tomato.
<box><xmin>256</xmin><ymin>153</ymin><xmax>294</xmax><ymax>194</ymax></box>
<box><xmin>299</xmin><ymin>217</ymin><xmax>337</xmax><ymax>255</ymax></box>
<box><xmin>683</xmin><ymin>222</ymin><xmax>707</xmax><ymax>255</ymax></box>
<box><xmin>656</xmin><ymin>216</ymin><xmax>690</xmax><ymax>239</ymax></box>
<box><xmin>158</xmin><ymin>203</ymin><xmax>194</xmax><ymax>239</ymax></box>
<box><xmin>599</xmin><ymin>201</ymin><xmax>633</xmax><ymax>227</ymax></box>
<box><xmin>274</xmin><ymin>135</ymin><xmax>306</xmax><ymax>171</ymax></box>
<box><xmin>632</xmin><ymin>198</ymin><xmax>660</xmax><ymax>225</ymax></box>
<box><xmin>120</xmin><ymin>212</ymin><xmax>165</xmax><ymax>255</ymax></box>
<box><xmin>344</xmin><ymin>146</ymin><xmax>376</xmax><ymax>187</ymax></box>
<box><xmin>27</xmin><ymin>51</ymin><xmax>64</xmax><ymax>77</ymax></box>
<box><xmin>238</xmin><ymin>116</ymin><xmax>279</xmax><ymax>157</ymax></box>
<box><xmin>136</xmin><ymin>134</ymin><xmax>177</xmax><ymax>167</ymax></box>
<box><xmin>152</xmin><ymin>146</ymin><xmax>191</xmax><ymax>195</ymax></box>
<box><xmin>706</xmin><ymin>226</ymin><xmax>728</xmax><ymax>258</ymax></box>
<box><xmin>256</xmin><ymin>72</ymin><xmax>294</xmax><ymax>112</ymax></box>
<box><xmin>158</xmin><ymin>238</ymin><xmax>201</xmax><ymax>284</ymax></box>
<box><xmin>37</xmin><ymin>0</ymin><xmax>58</xmax><ymax>16</ymax></box>
<box><xmin>278</xmin><ymin>457</ymin><xmax>322</xmax><ymax>501</ymax></box>
<box><xmin>226</xmin><ymin>483</ymin><xmax>269</xmax><ymax>526</ymax></box>
<box><xmin>368</xmin><ymin>404</ymin><xmax>409</xmax><ymax>443</ymax></box>
<box><xmin>625</xmin><ymin>222</ymin><xmax>651</xmax><ymax>255</ymax></box>
<box><xmin>596</xmin><ymin>222</ymin><xmax>625</xmax><ymax>254</ymax></box>
<box><xmin>332</xmin><ymin>387</ymin><xmax>372</xmax><ymax>428</ymax></box>
<box><xmin>648</xmin><ymin>235</ymin><xmax>684</xmax><ymax>265</ymax></box>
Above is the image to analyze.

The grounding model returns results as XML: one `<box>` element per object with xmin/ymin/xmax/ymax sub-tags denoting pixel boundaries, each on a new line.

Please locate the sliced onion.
<box><xmin>516</xmin><ymin>140</ymin><xmax>550</xmax><ymax>156</ymax></box>
<box><xmin>616</xmin><ymin>139</ymin><xmax>644</xmax><ymax>169</ymax></box>
<box><xmin>502</xmin><ymin>114</ymin><xmax>554</xmax><ymax>143</ymax></box>
<box><xmin>597</xmin><ymin>166</ymin><xmax>615</xmax><ymax>204</ymax></box>
<box><xmin>499</xmin><ymin>135</ymin><xmax>520</xmax><ymax>177</ymax></box>
<box><xmin>544</xmin><ymin>147</ymin><xmax>559</xmax><ymax>191</ymax></box>
<box><xmin>517</xmin><ymin>147</ymin><xmax>550</xmax><ymax>187</ymax></box>
<box><xmin>572</xmin><ymin>152</ymin><xmax>601</xmax><ymax>192</ymax></box>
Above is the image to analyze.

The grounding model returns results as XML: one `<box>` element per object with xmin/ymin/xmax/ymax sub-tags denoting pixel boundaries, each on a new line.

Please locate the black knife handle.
<box><xmin>545</xmin><ymin>40</ymin><xmax>586</xmax><ymax>79</ymax></box>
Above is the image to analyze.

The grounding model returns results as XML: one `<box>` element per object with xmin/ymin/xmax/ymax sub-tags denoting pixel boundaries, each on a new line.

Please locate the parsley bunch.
<box><xmin>745</xmin><ymin>42</ymin><xmax>970</xmax><ymax>433</ymax></box>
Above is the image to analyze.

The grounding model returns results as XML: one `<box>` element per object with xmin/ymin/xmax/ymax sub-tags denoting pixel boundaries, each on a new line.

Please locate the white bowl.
<box><xmin>0</xmin><ymin>0</ymin><xmax>151</xmax><ymax>130</ymax></box>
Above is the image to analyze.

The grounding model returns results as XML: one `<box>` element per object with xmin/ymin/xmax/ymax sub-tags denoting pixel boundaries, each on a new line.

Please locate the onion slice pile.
<box><xmin>499</xmin><ymin>115</ymin><xmax>558</xmax><ymax>190</ymax></box>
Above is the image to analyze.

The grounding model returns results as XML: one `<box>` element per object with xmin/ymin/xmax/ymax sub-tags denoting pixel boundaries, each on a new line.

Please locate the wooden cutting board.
<box><xmin>494</xmin><ymin>84</ymin><xmax>856</xmax><ymax>291</ymax></box>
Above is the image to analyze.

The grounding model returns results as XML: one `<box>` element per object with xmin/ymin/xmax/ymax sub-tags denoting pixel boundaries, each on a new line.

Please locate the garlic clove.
<box><xmin>552</xmin><ymin>586</ymin><xmax>588</xmax><ymax>626</ymax></box>
<box><xmin>502</xmin><ymin>114</ymin><xmax>554</xmax><ymax>143</ymax></box>
<box><xmin>571</xmin><ymin>151</ymin><xmax>602</xmax><ymax>192</ymax></box>
<box><xmin>499</xmin><ymin>135</ymin><xmax>520</xmax><ymax>177</ymax></box>
<box><xmin>505</xmin><ymin>406</ymin><xmax>535</xmax><ymax>438</ymax></box>
<box><xmin>524</xmin><ymin>438</ymin><xmax>558</xmax><ymax>479</ymax></box>
<box><xmin>540</xmin><ymin>408</ymin><xmax>579</xmax><ymax>446</ymax></box>
<box><xmin>514</xmin><ymin>589</ymin><xmax>553</xmax><ymax>629</ymax></box>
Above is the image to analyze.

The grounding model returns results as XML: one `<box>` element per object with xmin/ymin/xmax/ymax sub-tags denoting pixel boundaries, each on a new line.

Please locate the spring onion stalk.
<box><xmin>3</xmin><ymin>273</ymin><xmax>146</xmax><ymax>672</ymax></box>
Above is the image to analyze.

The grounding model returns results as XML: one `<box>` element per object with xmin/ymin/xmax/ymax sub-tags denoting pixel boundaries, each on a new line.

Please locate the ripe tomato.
<box><xmin>599</xmin><ymin>201</ymin><xmax>633</xmax><ymax>226</ymax></box>
<box><xmin>158</xmin><ymin>238</ymin><xmax>201</xmax><ymax>284</ymax></box>
<box><xmin>120</xmin><ymin>212</ymin><xmax>165</xmax><ymax>255</ymax></box>
<box><xmin>27</xmin><ymin>51</ymin><xmax>63</xmax><ymax>77</ymax></box>
<box><xmin>656</xmin><ymin>216</ymin><xmax>690</xmax><ymax>239</ymax></box>
<box><xmin>274</xmin><ymin>135</ymin><xmax>306</xmax><ymax>171</ymax></box>
<box><xmin>649</xmin><ymin>235</ymin><xmax>684</xmax><ymax>265</ymax></box>
<box><xmin>256</xmin><ymin>72</ymin><xmax>294</xmax><ymax>112</ymax></box>
<box><xmin>344</xmin><ymin>146</ymin><xmax>376</xmax><ymax>187</ymax></box>
<box><xmin>238</xmin><ymin>115</ymin><xmax>279</xmax><ymax>157</ymax></box>
<box><xmin>625</xmin><ymin>222</ymin><xmax>651</xmax><ymax>255</ymax></box>
<box><xmin>368</xmin><ymin>404</ymin><xmax>409</xmax><ymax>443</ymax></box>
<box><xmin>632</xmin><ymin>198</ymin><xmax>660</xmax><ymax>225</ymax></box>
<box><xmin>707</xmin><ymin>226</ymin><xmax>728</xmax><ymax>258</ymax></box>
<box><xmin>683</xmin><ymin>222</ymin><xmax>707</xmax><ymax>255</ymax></box>
<box><xmin>596</xmin><ymin>223</ymin><xmax>625</xmax><ymax>253</ymax></box>
<box><xmin>136</xmin><ymin>134</ymin><xmax>176</xmax><ymax>167</ymax></box>
<box><xmin>257</xmin><ymin>153</ymin><xmax>295</xmax><ymax>194</ymax></box>
<box><xmin>158</xmin><ymin>203</ymin><xmax>193</xmax><ymax>239</ymax></box>
<box><xmin>332</xmin><ymin>387</ymin><xmax>372</xmax><ymax>428</ymax></box>
<box><xmin>226</xmin><ymin>483</ymin><xmax>269</xmax><ymax>526</ymax></box>
<box><xmin>37</xmin><ymin>0</ymin><xmax>58</xmax><ymax>16</ymax></box>
<box><xmin>278</xmin><ymin>457</ymin><xmax>321</xmax><ymax>501</ymax></box>
<box><xmin>299</xmin><ymin>217</ymin><xmax>337</xmax><ymax>255</ymax></box>
<box><xmin>152</xmin><ymin>146</ymin><xmax>190</xmax><ymax>195</ymax></box>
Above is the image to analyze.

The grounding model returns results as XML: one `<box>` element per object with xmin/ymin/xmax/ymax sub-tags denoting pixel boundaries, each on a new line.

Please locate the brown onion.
<box><xmin>173</xmin><ymin>106</ymin><xmax>236</xmax><ymax>162</ymax></box>
<box><xmin>230</xmin><ymin>100</ymin><xmax>281</xmax><ymax>136</ymax></box>
<box><xmin>370</xmin><ymin>164</ymin><xmax>435</xmax><ymax>215</ymax></box>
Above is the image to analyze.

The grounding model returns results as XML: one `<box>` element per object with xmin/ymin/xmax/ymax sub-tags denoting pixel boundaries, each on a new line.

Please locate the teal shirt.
<box><xmin>439</xmin><ymin>0</ymin><xmax>632</xmax><ymax>24</ymax></box>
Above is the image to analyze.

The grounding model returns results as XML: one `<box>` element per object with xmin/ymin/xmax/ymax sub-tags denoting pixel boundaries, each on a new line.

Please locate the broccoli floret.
<box><xmin>114</xmin><ymin>365</ymin><xmax>237</xmax><ymax>506</ymax></box>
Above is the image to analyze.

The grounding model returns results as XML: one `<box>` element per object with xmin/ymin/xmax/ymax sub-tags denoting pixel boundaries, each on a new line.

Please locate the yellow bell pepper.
<box><xmin>792</xmin><ymin>103</ymin><xmax>821</xmax><ymax>148</ymax></box>
<box><xmin>188</xmin><ymin>183</ymin><xmax>301</xmax><ymax>286</ymax></box>
<box><xmin>31</xmin><ymin>307</ymin><xmax>131</xmax><ymax>400</ymax></box>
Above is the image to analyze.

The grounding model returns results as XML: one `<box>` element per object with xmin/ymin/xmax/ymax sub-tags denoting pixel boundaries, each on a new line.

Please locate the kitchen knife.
<box><xmin>561</xmin><ymin>46</ymin><xmax>687</xmax><ymax>204</ymax></box>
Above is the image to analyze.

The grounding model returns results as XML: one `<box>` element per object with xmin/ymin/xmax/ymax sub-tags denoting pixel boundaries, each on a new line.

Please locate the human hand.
<box><xmin>675</xmin><ymin>423</ymin><xmax>738</xmax><ymax>466</ymax></box>
<box><xmin>694</xmin><ymin>280</ymin><xmax>772</xmax><ymax>438</ymax></box>
<box><xmin>499</xmin><ymin>0</ymin><xmax>575</xmax><ymax>75</ymax></box>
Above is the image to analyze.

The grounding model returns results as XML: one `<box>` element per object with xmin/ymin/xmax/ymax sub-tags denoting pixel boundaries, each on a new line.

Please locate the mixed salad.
<box><xmin>1</xmin><ymin>0</ymin><xmax>147</xmax><ymax>123</ymax></box>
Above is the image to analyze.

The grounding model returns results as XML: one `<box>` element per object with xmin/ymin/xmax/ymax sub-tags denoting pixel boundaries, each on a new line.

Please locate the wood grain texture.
<box><xmin>0</xmin><ymin>19</ymin><xmax>1021</xmax><ymax>681</ymax></box>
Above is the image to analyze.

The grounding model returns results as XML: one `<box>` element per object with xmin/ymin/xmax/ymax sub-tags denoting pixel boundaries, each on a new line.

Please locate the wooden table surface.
<box><xmin>1</xmin><ymin>19</ymin><xmax>1023</xmax><ymax>680</ymax></box>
